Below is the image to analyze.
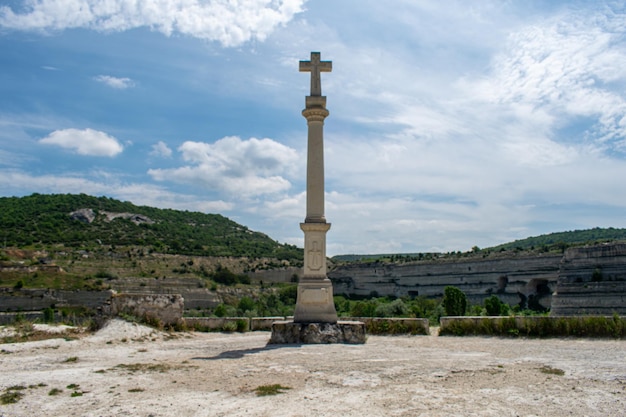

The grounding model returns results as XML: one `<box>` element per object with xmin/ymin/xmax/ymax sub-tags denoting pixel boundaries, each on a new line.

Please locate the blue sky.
<box><xmin>2</xmin><ymin>1</ymin><xmax>626</xmax><ymax>256</ymax></box>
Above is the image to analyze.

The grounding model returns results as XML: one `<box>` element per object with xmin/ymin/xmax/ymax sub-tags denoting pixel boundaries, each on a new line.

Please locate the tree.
<box><xmin>443</xmin><ymin>286</ymin><xmax>467</xmax><ymax>316</ymax></box>
<box><xmin>238</xmin><ymin>297</ymin><xmax>255</xmax><ymax>313</ymax></box>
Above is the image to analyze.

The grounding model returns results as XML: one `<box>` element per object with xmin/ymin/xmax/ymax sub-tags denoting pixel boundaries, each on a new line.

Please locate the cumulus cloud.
<box><xmin>0</xmin><ymin>0</ymin><xmax>306</xmax><ymax>47</ymax></box>
<box><xmin>150</xmin><ymin>141</ymin><xmax>172</xmax><ymax>158</ymax></box>
<box><xmin>39</xmin><ymin>128</ymin><xmax>124</xmax><ymax>156</ymax></box>
<box><xmin>94</xmin><ymin>75</ymin><xmax>134</xmax><ymax>89</ymax></box>
<box><xmin>148</xmin><ymin>136</ymin><xmax>298</xmax><ymax>196</ymax></box>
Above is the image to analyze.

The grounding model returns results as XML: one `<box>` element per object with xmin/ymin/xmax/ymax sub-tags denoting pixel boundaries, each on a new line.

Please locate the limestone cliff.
<box><xmin>329</xmin><ymin>243</ymin><xmax>626</xmax><ymax>315</ymax></box>
<box><xmin>551</xmin><ymin>244</ymin><xmax>626</xmax><ymax>315</ymax></box>
<box><xmin>329</xmin><ymin>254</ymin><xmax>561</xmax><ymax>310</ymax></box>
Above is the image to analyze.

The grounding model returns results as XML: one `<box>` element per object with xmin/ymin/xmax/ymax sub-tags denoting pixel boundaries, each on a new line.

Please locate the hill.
<box><xmin>0</xmin><ymin>193</ymin><xmax>302</xmax><ymax>262</ymax></box>
<box><xmin>486</xmin><ymin>227</ymin><xmax>626</xmax><ymax>251</ymax></box>
<box><xmin>332</xmin><ymin>227</ymin><xmax>626</xmax><ymax>262</ymax></box>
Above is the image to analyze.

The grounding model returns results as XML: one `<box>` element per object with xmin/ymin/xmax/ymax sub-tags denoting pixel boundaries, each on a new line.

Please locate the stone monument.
<box><xmin>293</xmin><ymin>51</ymin><xmax>337</xmax><ymax>324</ymax></box>
<box><xmin>269</xmin><ymin>52</ymin><xmax>365</xmax><ymax>344</ymax></box>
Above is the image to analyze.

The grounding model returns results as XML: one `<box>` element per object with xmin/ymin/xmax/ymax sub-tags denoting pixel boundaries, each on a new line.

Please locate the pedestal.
<box><xmin>293</xmin><ymin>222</ymin><xmax>338</xmax><ymax>323</ymax></box>
<box><xmin>268</xmin><ymin>321</ymin><xmax>366</xmax><ymax>344</ymax></box>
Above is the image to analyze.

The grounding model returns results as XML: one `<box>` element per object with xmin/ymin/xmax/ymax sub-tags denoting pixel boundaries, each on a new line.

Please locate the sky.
<box><xmin>2</xmin><ymin>1</ymin><xmax>626</xmax><ymax>256</ymax></box>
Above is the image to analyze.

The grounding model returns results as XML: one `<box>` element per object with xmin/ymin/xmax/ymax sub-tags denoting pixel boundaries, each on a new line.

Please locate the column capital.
<box><xmin>302</xmin><ymin>107</ymin><xmax>329</xmax><ymax>122</ymax></box>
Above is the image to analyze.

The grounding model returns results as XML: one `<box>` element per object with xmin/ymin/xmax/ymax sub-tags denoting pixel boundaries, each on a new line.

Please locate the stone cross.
<box><xmin>293</xmin><ymin>51</ymin><xmax>338</xmax><ymax>324</ymax></box>
<box><xmin>299</xmin><ymin>52</ymin><xmax>332</xmax><ymax>96</ymax></box>
<box><xmin>268</xmin><ymin>51</ymin><xmax>365</xmax><ymax>344</ymax></box>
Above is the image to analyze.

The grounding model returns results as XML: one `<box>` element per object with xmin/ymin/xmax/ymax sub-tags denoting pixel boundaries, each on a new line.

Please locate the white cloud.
<box><xmin>39</xmin><ymin>128</ymin><xmax>124</xmax><ymax>156</ymax></box>
<box><xmin>0</xmin><ymin>0</ymin><xmax>306</xmax><ymax>47</ymax></box>
<box><xmin>148</xmin><ymin>136</ymin><xmax>298</xmax><ymax>196</ymax></box>
<box><xmin>0</xmin><ymin>169</ymin><xmax>233</xmax><ymax>213</ymax></box>
<box><xmin>94</xmin><ymin>75</ymin><xmax>134</xmax><ymax>89</ymax></box>
<box><xmin>466</xmin><ymin>9</ymin><xmax>626</xmax><ymax>152</ymax></box>
<box><xmin>150</xmin><ymin>141</ymin><xmax>172</xmax><ymax>158</ymax></box>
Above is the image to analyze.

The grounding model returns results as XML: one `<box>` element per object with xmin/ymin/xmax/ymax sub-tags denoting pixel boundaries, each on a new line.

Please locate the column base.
<box><xmin>269</xmin><ymin>321</ymin><xmax>366</xmax><ymax>344</ymax></box>
<box><xmin>293</xmin><ymin>279</ymin><xmax>338</xmax><ymax>323</ymax></box>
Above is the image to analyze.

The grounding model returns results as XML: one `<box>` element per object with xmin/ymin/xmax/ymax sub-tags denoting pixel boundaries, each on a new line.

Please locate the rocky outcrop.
<box><xmin>551</xmin><ymin>244</ymin><xmax>626</xmax><ymax>315</ymax></box>
<box><xmin>329</xmin><ymin>254</ymin><xmax>562</xmax><ymax>310</ymax></box>
<box><xmin>101</xmin><ymin>211</ymin><xmax>154</xmax><ymax>225</ymax></box>
<box><xmin>108</xmin><ymin>293</ymin><xmax>184</xmax><ymax>325</ymax></box>
<box><xmin>69</xmin><ymin>208</ymin><xmax>96</xmax><ymax>223</ymax></box>
<box><xmin>0</xmin><ymin>288</ymin><xmax>113</xmax><ymax>312</ymax></box>
<box><xmin>69</xmin><ymin>209</ymin><xmax>154</xmax><ymax>225</ymax></box>
<box><xmin>109</xmin><ymin>277</ymin><xmax>221</xmax><ymax>310</ymax></box>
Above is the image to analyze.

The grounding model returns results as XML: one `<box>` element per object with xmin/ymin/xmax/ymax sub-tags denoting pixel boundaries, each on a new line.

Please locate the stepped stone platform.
<box><xmin>269</xmin><ymin>320</ymin><xmax>366</xmax><ymax>344</ymax></box>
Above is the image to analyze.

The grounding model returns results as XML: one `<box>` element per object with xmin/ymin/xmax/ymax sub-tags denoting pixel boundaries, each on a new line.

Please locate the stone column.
<box><xmin>293</xmin><ymin>53</ymin><xmax>338</xmax><ymax>324</ymax></box>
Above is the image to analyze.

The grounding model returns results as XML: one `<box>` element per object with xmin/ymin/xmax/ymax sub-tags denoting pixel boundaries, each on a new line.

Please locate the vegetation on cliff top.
<box><xmin>332</xmin><ymin>227</ymin><xmax>626</xmax><ymax>263</ymax></box>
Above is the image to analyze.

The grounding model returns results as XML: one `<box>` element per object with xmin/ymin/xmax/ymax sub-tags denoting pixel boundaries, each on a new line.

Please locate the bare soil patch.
<box><xmin>0</xmin><ymin>320</ymin><xmax>624</xmax><ymax>416</ymax></box>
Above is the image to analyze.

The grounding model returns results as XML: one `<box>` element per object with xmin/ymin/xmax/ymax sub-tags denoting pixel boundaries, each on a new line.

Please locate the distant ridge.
<box><xmin>0</xmin><ymin>193</ymin><xmax>302</xmax><ymax>262</ymax></box>
<box><xmin>487</xmin><ymin>227</ymin><xmax>626</xmax><ymax>251</ymax></box>
<box><xmin>332</xmin><ymin>227</ymin><xmax>626</xmax><ymax>262</ymax></box>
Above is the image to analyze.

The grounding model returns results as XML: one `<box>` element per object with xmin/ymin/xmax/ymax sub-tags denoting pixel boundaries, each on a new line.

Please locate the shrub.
<box><xmin>440</xmin><ymin>315</ymin><xmax>626</xmax><ymax>338</ymax></box>
<box><xmin>237</xmin><ymin>297</ymin><xmax>255</xmax><ymax>313</ymax></box>
<box><xmin>484</xmin><ymin>296</ymin><xmax>509</xmax><ymax>316</ymax></box>
<box><xmin>443</xmin><ymin>286</ymin><xmax>466</xmax><ymax>316</ymax></box>
<box><xmin>374</xmin><ymin>299</ymin><xmax>409</xmax><ymax>318</ymax></box>
<box><xmin>236</xmin><ymin>319</ymin><xmax>248</xmax><ymax>332</ymax></box>
<box><xmin>43</xmin><ymin>307</ymin><xmax>55</xmax><ymax>323</ymax></box>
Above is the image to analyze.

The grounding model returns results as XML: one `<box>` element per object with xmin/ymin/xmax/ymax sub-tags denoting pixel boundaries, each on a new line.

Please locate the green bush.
<box><xmin>484</xmin><ymin>296</ymin><xmax>509</xmax><ymax>316</ymax></box>
<box><xmin>443</xmin><ymin>286</ymin><xmax>467</xmax><ymax>316</ymax></box>
<box><xmin>236</xmin><ymin>319</ymin><xmax>248</xmax><ymax>332</ymax></box>
<box><xmin>43</xmin><ymin>307</ymin><xmax>55</xmax><ymax>323</ymax></box>
<box><xmin>350</xmin><ymin>300</ymin><xmax>378</xmax><ymax>317</ymax></box>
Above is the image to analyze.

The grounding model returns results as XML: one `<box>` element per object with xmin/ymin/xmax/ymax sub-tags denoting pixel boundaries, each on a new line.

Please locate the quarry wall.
<box><xmin>329</xmin><ymin>254</ymin><xmax>562</xmax><ymax>310</ymax></box>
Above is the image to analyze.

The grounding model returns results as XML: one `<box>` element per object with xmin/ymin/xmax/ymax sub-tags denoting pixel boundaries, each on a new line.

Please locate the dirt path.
<box><xmin>1</xmin><ymin>320</ymin><xmax>624</xmax><ymax>416</ymax></box>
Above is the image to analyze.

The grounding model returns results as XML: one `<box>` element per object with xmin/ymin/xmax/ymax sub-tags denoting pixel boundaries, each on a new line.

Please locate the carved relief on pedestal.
<box><xmin>308</xmin><ymin>239</ymin><xmax>323</xmax><ymax>271</ymax></box>
<box><xmin>300</xmin><ymin>222</ymin><xmax>331</xmax><ymax>278</ymax></box>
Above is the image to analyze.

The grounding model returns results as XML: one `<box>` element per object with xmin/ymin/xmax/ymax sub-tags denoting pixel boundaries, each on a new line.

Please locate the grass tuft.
<box><xmin>539</xmin><ymin>365</ymin><xmax>565</xmax><ymax>376</ymax></box>
<box><xmin>254</xmin><ymin>384</ymin><xmax>291</xmax><ymax>396</ymax></box>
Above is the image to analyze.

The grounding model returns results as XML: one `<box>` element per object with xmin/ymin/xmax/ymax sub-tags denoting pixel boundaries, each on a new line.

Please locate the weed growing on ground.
<box><xmin>113</xmin><ymin>363</ymin><xmax>171</xmax><ymax>373</ymax></box>
<box><xmin>254</xmin><ymin>384</ymin><xmax>291</xmax><ymax>396</ymax></box>
<box><xmin>128</xmin><ymin>388</ymin><xmax>145</xmax><ymax>392</ymax></box>
<box><xmin>48</xmin><ymin>388</ymin><xmax>63</xmax><ymax>396</ymax></box>
<box><xmin>63</xmin><ymin>356</ymin><xmax>78</xmax><ymax>363</ymax></box>
<box><xmin>539</xmin><ymin>365</ymin><xmax>565</xmax><ymax>376</ymax></box>
<box><xmin>0</xmin><ymin>385</ymin><xmax>27</xmax><ymax>404</ymax></box>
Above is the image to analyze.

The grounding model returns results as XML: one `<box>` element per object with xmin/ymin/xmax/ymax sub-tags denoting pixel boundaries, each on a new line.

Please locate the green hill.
<box><xmin>487</xmin><ymin>227</ymin><xmax>626</xmax><ymax>252</ymax></box>
<box><xmin>332</xmin><ymin>227</ymin><xmax>626</xmax><ymax>263</ymax></box>
<box><xmin>0</xmin><ymin>193</ymin><xmax>302</xmax><ymax>262</ymax></box>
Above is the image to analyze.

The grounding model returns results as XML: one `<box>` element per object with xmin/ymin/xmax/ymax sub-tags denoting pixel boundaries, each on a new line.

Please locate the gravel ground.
<box><xmin>0</xmin><ymin>320</ymin><xmax>624</xmax><ymax>417</ymax></box>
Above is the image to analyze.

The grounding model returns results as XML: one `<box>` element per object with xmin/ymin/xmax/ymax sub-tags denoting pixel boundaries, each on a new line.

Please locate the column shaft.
<box><xmin>306</xmin><ymin>119</ymin><xmax>326</xmax><ymax>223</ymax></box>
